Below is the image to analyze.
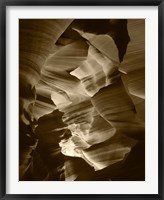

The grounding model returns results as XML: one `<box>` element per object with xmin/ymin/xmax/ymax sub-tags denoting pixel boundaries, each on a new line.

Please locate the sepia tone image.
<box><xmin>19</xmin><ymin>19</ymin><xmax>145</xmax><ymax>181</ymax></box>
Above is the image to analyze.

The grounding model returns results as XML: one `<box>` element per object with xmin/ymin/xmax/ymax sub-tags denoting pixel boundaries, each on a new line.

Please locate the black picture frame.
<box><xmin>0</xmin><ymin>0</ymin><xmax>163</xmax><ymax>199</ymax></box>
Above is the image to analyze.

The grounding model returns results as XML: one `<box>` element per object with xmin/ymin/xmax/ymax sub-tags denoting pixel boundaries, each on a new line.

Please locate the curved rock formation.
<box><xmin>19</xmin><ymin>19</ymin><xmax>145</xmax><ymax>181</ymax></box>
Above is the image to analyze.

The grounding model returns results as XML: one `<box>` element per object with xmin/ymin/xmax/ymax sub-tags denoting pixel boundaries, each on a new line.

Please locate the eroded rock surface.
<box><xmin>19</xmin><ymin>19</ymin><xmax>145</xmax><ymax>181</ymax></box>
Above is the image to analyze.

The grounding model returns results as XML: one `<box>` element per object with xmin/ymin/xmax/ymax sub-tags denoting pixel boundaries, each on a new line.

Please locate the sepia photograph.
<box><xmin>19</xmin><ymin>19</ymin><xmax>145</xmax><ymax>181</ymax></box>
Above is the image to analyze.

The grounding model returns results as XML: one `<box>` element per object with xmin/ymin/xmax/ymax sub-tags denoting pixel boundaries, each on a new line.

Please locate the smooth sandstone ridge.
<box><xmin>19</xmin><ymin>19</ymin><xmax>145</xmax><ymax>181</ymax></box>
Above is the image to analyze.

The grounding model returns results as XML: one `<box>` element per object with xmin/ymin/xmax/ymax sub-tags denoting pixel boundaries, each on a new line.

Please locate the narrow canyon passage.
<box><xmin>19</xmin><ymin>19</ymin><xmax>145</xmax><ymax>181</ymax></box>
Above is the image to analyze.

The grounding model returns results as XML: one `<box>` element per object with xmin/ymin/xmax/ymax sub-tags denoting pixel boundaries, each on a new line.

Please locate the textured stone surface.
<box><xmin>19</xmin><ymin>19</ymin><xmax>145</xmax><ymax>181</ymax></box>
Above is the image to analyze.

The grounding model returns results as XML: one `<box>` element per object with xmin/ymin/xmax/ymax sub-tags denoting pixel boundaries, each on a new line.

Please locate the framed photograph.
<box><xmin>0</xmin><ymin>0</ymin><xmax>163</xmax><ymax>199</ymax></box>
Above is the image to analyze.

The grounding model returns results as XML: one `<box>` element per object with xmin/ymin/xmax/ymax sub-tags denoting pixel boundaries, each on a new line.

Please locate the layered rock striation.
<box><xmin>19</xmin><ymin>19</ymin><xmax>145</xmax><ymax>181</ymax></box>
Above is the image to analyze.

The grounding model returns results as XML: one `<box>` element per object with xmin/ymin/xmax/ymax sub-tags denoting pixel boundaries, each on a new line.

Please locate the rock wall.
<box><xmin>19</xmin><ymin>19</ymin><xmax>145</xmax><ymax>181</ymax></box>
